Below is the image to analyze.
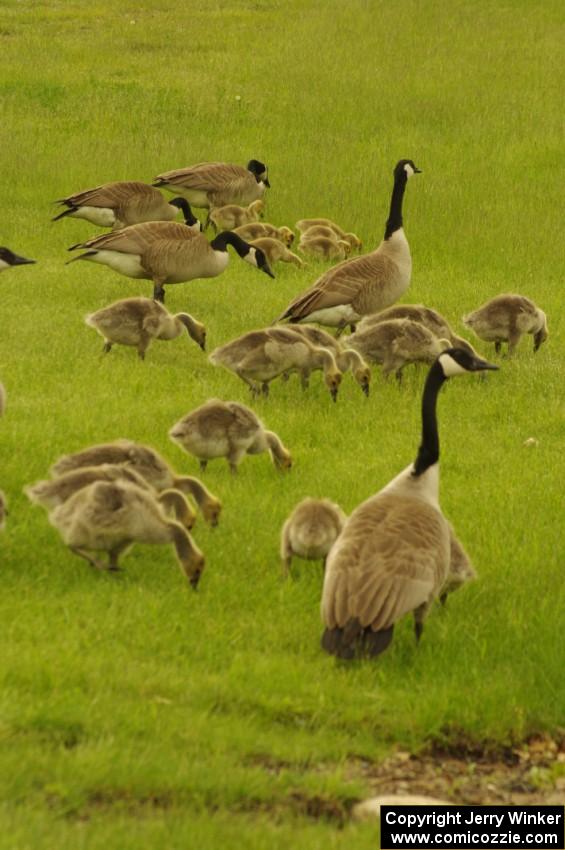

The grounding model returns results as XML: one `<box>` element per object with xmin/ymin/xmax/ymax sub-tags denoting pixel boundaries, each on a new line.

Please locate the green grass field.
<box><xmin>1</xmin><ymin>0</ymin><xmax>563</xmax><ymax>846</ymax></box>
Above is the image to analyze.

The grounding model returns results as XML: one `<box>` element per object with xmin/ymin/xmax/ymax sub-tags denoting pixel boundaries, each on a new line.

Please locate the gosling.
<box><xmin>463</xmin><ymin>293</ymin><xmax>548</xmax><ymax>355</ymax></box>
<box><xmin>349</xmin><ymin>318</ymin><xmax>450</xmax><ymax>381</ymax></box>
<box><xmin>234</xmin><ymin>223</ymin><xmax>295</xmax><ymax>246</ymax></box>
<box><xmin>296</xmin><ymin>218</ymin><xmax>362</xmax><ymax>250</ymax></box>
<box><xmin>440</xmin><ymin>524</ymin><xmax>477</xmax><ymax>606</ymax></box>
<box><xmin>280</xmin><ymin>497</ymin><xmax>346</xmax><ymax>576</ymax></box>
<box><xmin>357</xmin><ymin>304</ymin><xmax>479</xmax><ymax>357</ymax></box>
<box><xmin>208</xmin><ymin>200</ymin><xmax>264</xmax><ymax>232</ymax></box>
<box><xmin>298</xmin><ymin>236</ymin><xmax>351</xmax><ymax>261</ymax></box>
<box><xmin>249</xmin><ymin>237</ymin><xmax>305</xmax><ymax>268</ymax></box>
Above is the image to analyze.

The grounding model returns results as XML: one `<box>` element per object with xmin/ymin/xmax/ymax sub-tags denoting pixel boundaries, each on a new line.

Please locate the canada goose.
<box><xmin>299</xmin><ymin>224</ymin><xmax>363</xmax><ymax>251</ymax></box>
<box><xmin>440</xmin><ymin>524</ymin><xmax>477</xmax><ymax>606</ymax></box>
<box><xmin>51</xmin><ymin>440</ymin><xmax>222</xmax><ymax>526</ymax></box>
<box><xmin>280</xmin><ymin>498</ymin><xmax>347</xmax><ymax>576</ymax></box>
<box><xmin>463</xmin><ymin>293</ymin><xmax>548</xmax><ymax>355</ymax></box>
<box><xmin>249</xmin><ymin>237</ymin><xmax>305</xmax><ymax>268</ymax></box>
<box><xmin>276</xmin><ymin>160</ymin><xmax>420</xmax><ymax>333</ymax></box>
<box><xmin>349</xmin><ymin>318</ymin><xmax>451</xmax><ymax>381</ymax></box>
<box><xmin>209</xmin><ymin>328</ymin><xmax>343</xmax><ymax>401</ymax></box>
<box><xmin>0</xmin><ymin>247</ymin><xmax>36</xmax><ymax>271</ymax></box>
<box><xmin>0</xmin><ymin>381</ymin><xmax>5</xmax><ymax>416</ymax></box>
<box><xmin>234</xmin><ymin>223</ymin><xmax>295</xmax><ymax>246</ymax></box>
<box><xmin>357</xmin><ymin>304</ymin><xmax>479</xmax><ymax>357</ymax></box>
<box><xmin>153</xmin><ymin>159</ymin><xmax>270</xmax><ymax>209</ymax></box>
<box><xmin>208</xmin><ymin>200</ymin><xmax>264</xmax><ymax>232</ymax></box>
<box><xmin>48</xmin><ymin>480</ymin><xmax>205</xmax><ymax>586</ymax></box>
<box><xmin>53</xmin><ymin>181</ymin><xmax>202</xmax><ymax>231</ymax></box>
<box><xmin>67</xmin><ymin>221</ymin><xmax>274</xmax><ymax>302</ymax></box>
<box><xmin>169</xmin><ymin>399</ymin><xmax>291</xmax><ymax>474</ymax></box>
<box><xmin>85</xmin><ymin>297</ymin><xmax>206</xmax><ymax>359</ymax></box>
<box><xmin>321</xmin><ymin>348</ymin><xmax>498</xmax><ymax>659</ymax></box>
<box><xmin>0</xmin><ymin>491</ymin><xmax>6</xmax><ymax>531</ymax></box>
<box><xmin>298</xmin><ymin>236</ymin><xmax>351</xmax><ymax>262</ymax></box>
<box><xmin>25</xmin><ymin>464</ymin><xmax>197</xmax><ymax>530</ymax></box>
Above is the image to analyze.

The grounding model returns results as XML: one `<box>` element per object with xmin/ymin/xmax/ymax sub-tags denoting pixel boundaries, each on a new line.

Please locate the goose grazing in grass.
<box><xmin>48</xmin><ymin>480</ymin><xmax>205</xmax><ymax>586</ymax></box>
<box><xmin>298</xmin><ymin>236</ymin><xmax>351</xmax><ymax>262</ymax></box>
<box><xmin>0</xmin><ymin>247</ymin><xmax>36</xmax><ymax>272</ymax></box>
<box><xmin>169</xmin><ymin>399</ymin><xmax>291</xmax><ymax>474</ymax></box>
<box><xmin>357</xmin><ymin>304</ymin><xmax>479</xmax><ymax>356</ymax></box>
<box><xmin>349</xmin><ymin>318</ymin><xmax>451</xmax><ymax>381</ymax></box>
<box><xmin>208</xmin><ymin>200</ymin><xmax>264</xmax><ymax>232</ymax></box>
<box><xmin>234</xmin><ymin>223</ymin><xmax>295</xmax><ymax>246</ymax></box>
<box><xmin>53</xmin><ymin>181</ymin><xmax>202</xmax><ymax>231</ymax></box>
<box><xmin>463</xmin><ymin>293</ymin><xmax>548</xmax><ymax>355</ymax></box>
<box><xmin>276</xmin><ymin>160</ymin><xmax>420</xmax><ymax>333</ymax></box>
<box><xmin>209</xmin><ymin>328</ymin><xmax>343</xmax><ymax>401</ymax></box>
<box><xmin>67</xmin><ymin>221</ymin><xmax>274</xmax><ymax>302</ymax></box>
<box><xmin>298</xmin><ymin>223</ymin><xmax>363</xmax><ymax>251</ymax></box>
<box><xmin>51</xmin><ymin>440</ymin><xmax>221</xmax><ymax>526</ymax></box>
<box><xmin>153</xmin><ymin>160</ymin><xmax>270</xmax><ymax>209</ymax></box>
<box><xmin>321</xmin><ymin>348</ymin><xmax>498</xmax><ymax>659</ymax></box>
<box><xmin>85</xmin><ymin>297</ymin><xmax>206</xmax><ymax>359</ymax></box>
<box><xmin>280</xmin><ymin>498</ymin><xmax>347</xmax><ymax>576</ymax></box>
<box><xmin>249</xmin><ymin>237</ymin><xmax>305</xmax><ymax>268</ymax></box>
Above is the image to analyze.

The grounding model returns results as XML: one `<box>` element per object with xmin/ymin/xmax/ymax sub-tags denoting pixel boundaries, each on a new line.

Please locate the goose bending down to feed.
<box><xmin>153</xmin><ymin>160</ymin><xmax>270</xmax><ymax>209</ymax></box>
<box><xmin>85</xmin><ymin>297</ymin><xmax>206</xmax><ymax>359</ymax></box>
<box><xmin>298</xmin><ymin>224</ymin><xmax>363</xmax><ymax>251</ymax></box>
<box><xmin>208</xmin><ymin>200</ymin><xmax>264</xmax><ymax>232</ymax></box>
<box><xmin>349</xmin><ymin>318</ymin><xmax>451</xmax><ymax>381</ymax></box>
<box><xmin>67</xmin><ymin>221</ymin><xmax>274</xmax><ymax>302</ymax></box>
<box><xmin>298</xmin><ymin>236</ymin><xmax>351</xmax><ymax>262</ymax></box>
<box><xmin>53</xmin><ymin>181</ymin><xmax>202</xmax><ymax>231</ymax></box>
<box><xmin>280</xmin><ymin>498</ymin><xmax>347</xmax><ymax>576</ymax></box>
<box><xmin>26</xmin><ymin>464</ymin><xmax>197</xmax><ymax>530</ymax></box>
<box><xmin>0</xmin><ymin>247</ymin><xmax>36</xmax><ymax>272</ymax></box>
<box><xmin>234</xmin><ymin>223</ymin><xmax>295</xmax><ymax>247</ymax></box>
<box><xmin>276</xmin><ymin>160</ymin><xmax>420</xmax><ymax>333</ymax></box>
<box><xmin>48</xmin><ymin>480</ymin><xmax>205</xmax><ymax>586</ymax></box>
<box><xmin>357</xmin><ymin>304</ymin><xmax>479</xmax><ymax>356</ymax></box>
<box><xmin>249</xmin><ymin>237</ymin><xmax>305</xmax><ymax>268</ymax></box>
<box><xmin>321</xmin><ymin>348</ymin><xmax>498</xmax><ymax>659</ymax></box>
<box><xmin>209</xmin><ymin>328</ymin><xmax>343</xmax><ymax>401</ymax></box>
<box><xmin>169</xmin><ymin>399</ymin><xmax>291</xmax><ymax>474</ymax></box>
<box><xmin>463</xmin><ymin>294</ymin><xmax>548</xmax><ymax>355</ymax></box>
<box><xmin>51</xmin><ymin>440</ymin><xmax>221</xmax><ymax>526</ymax></box>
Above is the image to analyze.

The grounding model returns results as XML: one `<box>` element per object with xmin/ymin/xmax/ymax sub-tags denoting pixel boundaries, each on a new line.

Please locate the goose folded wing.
<box><xmin>76</xmin><ymin>222</ymin><xmax>193</xmax><ymax>253</ymax></box>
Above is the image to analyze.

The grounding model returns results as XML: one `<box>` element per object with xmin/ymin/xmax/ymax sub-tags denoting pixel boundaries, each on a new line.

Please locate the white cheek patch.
<box><xmin>244</xmin><ymin>247</ymin><xmax>258</xmax><ymax>267</ymax></box>
<box><xmin>438</xmin><ymin>352</ymin><xmax>466</xmax><ymax>377</ymax></box>
<box><xmin>0</xmin><ymin>259</ymin><xmax>9</xmax><ymax>272</ymax></box>
<box><xmin>404</xmin><ymin>163</ymin><xmax>415</xmax><ymax>178</ymax></box>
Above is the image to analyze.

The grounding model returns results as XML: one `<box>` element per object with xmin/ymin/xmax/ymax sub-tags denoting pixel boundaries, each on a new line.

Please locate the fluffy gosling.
<box><xmin>280</xmin><ymin>497</ymin><xmax>347</xmax><ymax>576</ymax></box>
<box><xmin>463</xmin><ymin>293</ymin><xmax>548</xmax><ymax>355</ymax></box>
<box><xmin>234</xmin><ymin>223</ymin><xmax>295</xmax><ymax>246</ymax></box>
<box><xmin>349</xmin><ymin>318</ymin><xmax>451</xmax><ymax>381</ymax></box>
<box><xmin>208</xmin><ymin>200</ymin><xmax>264</xmax><ymax>232</ymax></box>
<box><xmin>249</xmin><ymin>237</ymin><xmax>305</xmax><ymax>268</ymax></box>
<box><xmin>298</xmin><ymin>236</ymin><xmax>351</xmax><ymax>261</ymax></box>
<box><xmin>357</xmin><ymin>304</ymin><xmax>479</xmax><ymax>357</ymax></box>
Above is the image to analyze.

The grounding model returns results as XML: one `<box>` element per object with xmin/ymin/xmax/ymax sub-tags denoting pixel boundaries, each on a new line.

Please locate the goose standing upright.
<box><xmin>275</xmin><ymin>160</ymin><xmax>420</xmax><ymax>333</ymax></box>
<box><xmin>321</xmin><ymin>348</ymin><xmax>498</xmax><ymax>659</ymax></box>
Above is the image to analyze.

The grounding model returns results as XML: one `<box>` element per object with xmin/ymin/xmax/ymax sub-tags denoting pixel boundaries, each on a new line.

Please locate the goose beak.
<box><xmin>473</xmin><ymin>358</ymin><xmax>499</xmax><ymax>371</ymax></box>
<box><xmin>414</xmin><ymin>167</ymin><xmax>422</xmax><ymax>173</ymax></box>
<box><xmin>264</xmin><ymin>177</ymin><xmax>271</xmax><ymax>188</ymax></box>
<box><xmin>262</xmin><ymin>263</ymin><xmax>275</xmax><ymax>279</ymax></box>
<box><xmin>12</xmin><ymin>254</ymin><xmax>36</xmax><ymax>266</ymax></box>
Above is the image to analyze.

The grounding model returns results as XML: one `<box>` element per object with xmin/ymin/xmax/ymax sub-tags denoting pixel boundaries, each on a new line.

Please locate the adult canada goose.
<box><xmin>169</xmin><ymin>399</ymin><xmax>291</xmax><ymax>474</ymax></box>
<box><xmin>298</xmin><ymin>236</ymin><xmax>351</xmax><ymax>262</ymax></box>
<box><xmin>0</xmin><ymin>247</ymin><xmax>36</xmax><ymax>271</ymax></box>
<box><xmin>234</xmin><ymin>223</ymin><xmax>295</xmax><ymax>246</ymax></box>
<box><xmin>153</xmin><ymin>160</ymin><xmax>270</xmax><ymax>209</ymax></box>
<box><xmin>208</xmin><ymin>200</ymin><xmax>264</xmax><ymax>232</ymax></box>
<box><xmin>357</xmin><ymin>304</ymin><xmax>479</xmax><ymax>356</ymax></box>
<box><xmin>276</xmin><ymin>160</ymin><xmax>420</xmax><ymax>333</ymax></box>
<box><xmin>463</xmin><ymin>294</ymin><xmax>548</xmax><ymax>355</ymax></box>
<box><xmin>51</xmin><ymin>440</ymin><xmax>222</xmax><ymax>526</ymax></box>
<box><xmin>249</xmin><ymin>237</ymin><xmax>305</xmax><ymax>268</ymax></box>
<box><xmin>321</xmin><ymin>348</ymin><xmax>498</xmax><ymax>659</ymax></box>
<box><xmin>53</xmin><ymin>181</ymin><xmax>202</xmax><ymax>231</ymax></box>
<box><xmin>85</xmin><ymin>297</ymin><xmax>206</xmax><ymax>359</ymax></box>
<box><xmin>298</xmin><ymin>224</ymin><xmax>363</xmax><ymax>251</ymax></box>
<box><xmin>48</xmin><ymin>480</ymin><xmax>205</xmax><ymax>586</ymax></box>
<box><xmin>25</xmin><ymin>464</ymin><xmax>197</xmax><ymax>530</ymax></box>
<box><xmin>209</xmin><ymin>328</ymin><xmax>343</xmax><ymax>401</ymax></box>
<box><xmin>280</xmin><ymin>498</ymin><xmax>347</xmax><ymax>576</ymax></box>
<box><xmin>349</xmin><ymin>318</ymin><xmax>451</xmax><ymax>381</ymax></box>
<box><xmin>67</xmin><ymin>221</ymin><xmax>274</xmax><ymax>302</ymax></box>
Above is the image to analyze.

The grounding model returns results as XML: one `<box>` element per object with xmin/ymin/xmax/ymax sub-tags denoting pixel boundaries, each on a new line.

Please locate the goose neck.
<box><xmin>384</xmin><ymin>170</ymin><xmax>408</xmax><ymax>240</ymax></box>
<box><xmin>211</xmin><ymin>231</ymin><xmax>249</xmax><ymax>258</ymax></box>
<box><xmin>412</xmin><ymin>360</ymin><xmax>447</xmax><ymax>477</ymax></box>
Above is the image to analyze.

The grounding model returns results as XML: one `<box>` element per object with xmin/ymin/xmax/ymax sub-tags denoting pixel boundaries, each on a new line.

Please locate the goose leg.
<box><xmin>199</xmin><ymin>460</ymin><xmax>208</xmax><ymax>473</ymax></box>
<box><xmin>152</xmin><ymin>278</ymin><xmax>166</xmax><ymax>303</ymax></box>
<box><xmin>108</xmin><ymin>543</ymin><xmax>129</xmax><ymax>571</ymax></box>
<box><xmin>494</xmin><ymin>341</ymin><xmax>502</xmax><ymax>355</ymax></box>
<box><xmin>507</xmin><ymin>330</ymin><xmax>521</xmax><ymax>356</ymax></box>
<box><xmin>69</xmin><ymin>546</ymin><xmax>106</xmax><ymax>571</ymax></box>
<box><xmin>261</xmin><ymin>382</ymin><xmax>270</xmax><ymax>397</ymax></box>
<box><xmin>102</xmin><ymin>341</ymin><xmax>113</xmax><ymax>355</ymax></box>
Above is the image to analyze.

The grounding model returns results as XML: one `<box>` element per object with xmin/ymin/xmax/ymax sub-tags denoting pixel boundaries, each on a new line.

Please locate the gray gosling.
<box><xmin>249</xmin><ymin>237</ymin><xmax>305</xmax><ymax>268</ymax></box>
<box><xmin>357</xmin><ymin>304</ymin><xmax>479</xmax><ymax>357</ymax></box>
<box><xmin>208</xmin><ymin>200</ymin><xmax>264</xmax><ymax>232</ymax></box>
<box><xmin>349</xmin><ymin>318</ymin><xmax>451</xmax><ymax>382</ymax></box>
<box><xmin>296</xmin><ymin>219</ymin><xmax>363</xmax><ymax>250</ymax></box>
<box><xmin>298</xmin><ymin>236</ymin><xmax>351</xmax><ymax>262</ymax></box>
<box><xmin>153</xmin><ymin>159</ymin><xmax>270</xmax><ymax>209</ymax></box>
<box><xmin>53</xmin><ymin>181</ymin><xmax>202</xmax><ymax>231</ymax></box>
<box><xmin>234</xmin><ymin>223</ymin><xmax>295</xmax><ymax>246</ymax></box>
<box><xmin>48</xmin><ymin>480</ymin><xmax>205</xmax><ymax>587</ymax></box>
<box><xmin>280</xmin><ymin>497</ymin><xmax>347</xmax><ymax>576</ymax></box>
<box><xmin>440</xmin><ymin>524</ymin><xmax>477</xmax><ymax>606</ymax></box>
<box><xmin>321</xmin><ymin>348</ymin><xmax>498</xmax><ymax>659</ymax></box>
<box><xmin>463</xmin><ymin>293</ymin><xmax>548</xmax><ymax>355</ymax></box>
<box><xmin>85</xmin><ymin>297</ymin><xmax>206</xmax><ymax>359</ymax></box>
<box><xmin>0</xmin><ymin>247</ymin><xmax>36</xmax><ymax>272</ymax></box>
<box><xmin>169</xmin><ymin>399</ymin><xmax>291</xmax><ymax>474</ymax></box>
<box><xmin>51</xmin><ymin>440</ymin><xmax>221</xmax><ymax>526</ymax></box>
<box><xmin>25</xmin><ymin>464</ymin><xmax>197</xmax><ymax>531</ymax></box>
<box><xmin>209</xmin><ymin>328</ymin><xmax>343</xmax><ymax>401</ymax></box>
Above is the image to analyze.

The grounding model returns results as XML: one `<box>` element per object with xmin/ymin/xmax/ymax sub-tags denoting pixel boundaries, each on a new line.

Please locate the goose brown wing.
<box><xmin>60</xmin><ymin>182</ymin><xmax>152</xmax><ymax>209</ymax></box>
<box><xmin>74</xmin><ymin>222</ymin><xmax>195</xmax><ymax>254</ymax></box>
<box><xmin>155</xmin><ymin>163</ymin><xmax>247</xmax><ymax>192</ymax></box>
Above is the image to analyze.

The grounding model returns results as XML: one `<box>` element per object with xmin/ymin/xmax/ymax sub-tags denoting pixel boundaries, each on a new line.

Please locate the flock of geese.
<box><xmin>0</xmin><ymin>156</ymin><xmax>549</xmax><ymax>658</ymax></box>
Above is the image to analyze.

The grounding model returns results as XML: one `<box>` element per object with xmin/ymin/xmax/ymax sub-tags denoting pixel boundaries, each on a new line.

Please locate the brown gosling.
<box><xmin>208</xmin><ymin>200</ymin><xmax>264</xmax><ymax>232</ymax></box>
<box><xmin>357</xmin><ymin>304</ymin><xmax>479</xmax><ymax>357</ymax></box>
<box><xmin>48</xmin><ymin>480</ymin><xmax>205</xmax><ymax>586</ymax></box>
<box><xmin>349</xmin><ymin>318</ymin><xmax>451</xmax><ymax>382</ymax></box>
<box><xmin>234</xmin><ymin>223</ymin><xmax>295</xmax><ymax>246</ymax></box>
<box><xmin>299</xmin><ymin>224</ymin><xmax>362</xmax><ymax>251</ymax></box>
<box><xmin>85</xmin><ymin>297</ymin><xmax>206</xmax><ymax>360</ymax></box>
<box><xmin>298</xmin><ymin>236</ymin><xmax>351</xmax><ymax>262</ymax></box>
<box><xmin>280</xmin><ymin>497</ymin><xmax>347</xmax><ymax>576</ymax></box>
<box><xmin>209</xmin><ymin>328</ymin><xmax>343</xmax><ymax>401</ymax></box>
<box><xmin>463</xmin><ymin>293</ymin><xmax>548</xmax><ymax>355</ymax></box>
<box><xmin>153</xmin><ymin>159</ymin><xmax>270</xmax><ymax>209</ymax></box>
<box><xmin>439</xmin><ymin>524</ymin><xmax>477</xmax><ymax>606</ymax></box>
<box><xmin>249</xmin><ymin>237</ymin><xmax>305</xmax><ymax>268</ymax></box>
<box><xmin>169</xmin><ymin>399</ymin><xmax>291</xmax><ymax>474</ymax></box>
<box><xmin>25</xmin><ymin>464</ymin><xmax>197</xmax><ymax>531</ymax></box>
<box><xmin>50</xmin><ymin>441</ymin><xmax>222</xmax><ymax>526</ymax></box>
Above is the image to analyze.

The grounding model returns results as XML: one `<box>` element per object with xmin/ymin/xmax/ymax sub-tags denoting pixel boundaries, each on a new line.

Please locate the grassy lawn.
<box><xmin>0</xmin><ymin>0</ymin><xmax>563</xmax><ymax>845</ymax></box>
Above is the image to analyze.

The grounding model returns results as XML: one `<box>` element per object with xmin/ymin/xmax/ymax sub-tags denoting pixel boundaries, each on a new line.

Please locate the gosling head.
<box><xmin>325</xmin><ymin>369</ymin><xmax>342</xmax><ymax>403</ymax></box>
<box><xmin>354</xmin><ymin>364</ymin><xmax>371</xmax><ymax>397</ymax></box>
<box><xmin>244</xmin><ymin>245</ymin><xmax>275</xmax><ymax>279</ymax></box>
<box><xmin>533</xmin><ymin>309</ymin><xmax>548</xmax><ymax>352</ymax></box>
<box><xmin>274</xmin><ymin>447</ymin><xmax>292</xmax><ymax>471</ymax></box>
<box><xmin>338</xmin><ymin>240</ymin><xmax>352</xmax><ymax>256</ymax></box>
<box><xmin>278</xmin><ymin>226</ymin><xmax>295</xmax><ymax>246</ymax></box>
<box><xmin>203</xmin><ymin>500</ymin><xmax>222</xmax><ymax>528</ymax></box>
<box><xmin>178</xmin><ymin>314</ymin><xmax>206</xmax><ymax>351</ymax></box>
<box><xmin>250</xmin><ymin>200</ymin><xmax>265</xmax><ymax>219</ymax></box>
<box><xmin>187</xmin><ymin>550</ymin><xmax>206</xmax><ymax>590</ymax></box>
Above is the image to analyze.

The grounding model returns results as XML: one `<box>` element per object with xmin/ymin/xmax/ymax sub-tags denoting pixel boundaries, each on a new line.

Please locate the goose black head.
<box><xmin>438</xmin><ymin>347</ymin><xmax>499</xmax><ymax>377</ymax></box>
<box><xmin>247</xmin><ymin>159</ymin><xmax>270</xmax><ymax>187</ymax></box>
<box><xmin>0</xmin><ymin>247</ymin><xmax>36</xmax><ymax>269</ymax></box>
<box><xmin>244</xmin><ymin>245</ymin><xmax>275</xmax><ymax>279</ymax></box>
<box><xmin>394</xmin><ymin>159</ymin><xmax>422</xmax><ymax>179</ymax></box>
<box><xmin>169</xmin><ymin>198</ymin><xmax>202</xmax><ymax>231</ymax></box>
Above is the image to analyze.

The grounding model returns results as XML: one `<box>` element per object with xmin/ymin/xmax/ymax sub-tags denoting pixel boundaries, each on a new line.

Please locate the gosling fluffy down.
<box><xmin>463</xmin><ymin>293</ymin><xmax>548</xmax><ymax>355</ymax></box>
<box><xmin>349</xmin><ymin>318</ymin><xmax>450</xmax><ymax>380</ymax></box>
<box><xmin>280</xmin><ymin>498</ymin><xmax>346</xmax><ymax>575</ymax></box>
